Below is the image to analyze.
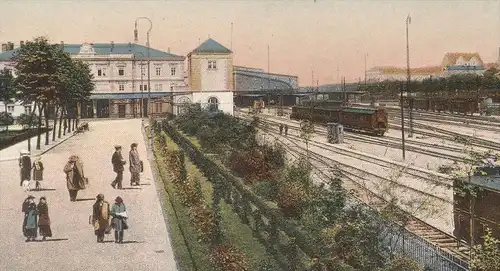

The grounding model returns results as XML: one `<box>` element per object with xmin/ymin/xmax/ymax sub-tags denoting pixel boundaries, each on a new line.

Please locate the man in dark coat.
<box><xmin>129</xmin><ymin>143</ymin><xmax>141</xmax><ymax>186</ymax></box>
<box><xmin>111</xmin><ymin>145</ymin><xmax>126</xmax><ymax>189</ymax></box>
<box><xmin>19</xmin><ymin>150</ymin><xmax>31</xmax><ymax>186</ymax></box>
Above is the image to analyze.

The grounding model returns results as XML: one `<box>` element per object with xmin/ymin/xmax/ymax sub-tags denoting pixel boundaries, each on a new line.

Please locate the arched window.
<box><xmin>207</xmin><ymin>96</ymin><xmax>219</xmax><ymax>112</ymax></box>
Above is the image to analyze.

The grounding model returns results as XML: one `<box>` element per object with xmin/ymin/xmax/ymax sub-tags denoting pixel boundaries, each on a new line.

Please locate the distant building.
<box><xmin>233</xmin><ymin>66</ymin><xmax>298</xmax><ymax>90</ymax></box>
<box><xmin>442</xmin><ymin>52</ymin><xmax>485</xmax><ymax>76</ymax></box>
<box><xmin>0</xmin><ymin>101</ymin><xmax>35</xmax><ymax>120</ymax></box>
<box><xmin>176</xmin><ymin>38</ymin><xmax>234</xmax><ymax>115</ymax></box>
<box><xmin>0</xmin><ymin>41</ymin><xmax>187</xmax><ymax>118</ymax></box>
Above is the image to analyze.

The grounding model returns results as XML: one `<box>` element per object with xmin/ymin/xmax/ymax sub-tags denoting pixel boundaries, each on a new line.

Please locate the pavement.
<box><xmin>0</xmin><ymin>119</ymin><xmax>178</xmax><ymax>271</ymax></box>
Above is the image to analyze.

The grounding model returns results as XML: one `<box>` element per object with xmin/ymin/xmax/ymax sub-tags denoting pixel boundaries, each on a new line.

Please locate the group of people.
<box><xmin>19</xmin><ymin>142</ymin><xmax>142</xmax><ymax>243</ymax></box>
<box><xmin>19</xmin><ymin>150</ymin><xmax>44</xmax><ymax>190</ymax></box>
<box><xmin>279</xmin><ymin>123</ymin><xmax>289</xmax><ymax>135</ymax></box>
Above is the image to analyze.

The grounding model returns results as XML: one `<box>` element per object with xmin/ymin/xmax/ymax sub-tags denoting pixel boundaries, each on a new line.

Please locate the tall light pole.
<box><xmin>364</xmin><ymin>53</ymin><xmax>368</xmax><ymax>85</ymax></box>
<box><xmin>135</xmin><ymin>52</ymin><xmax>145</xmax><ymax>118</ymax></box>
<box><xmin>134</xmin><ymin>17</ymin><xmax>152</xmax><ymax>117</ymax></box>
<box><xmin>406</xmin><ymin>14</ymin><xmax>413</xmax><ymax>137</ymax></box>
<box><xmin>400</xmin><ymin>84</ymin><xmax>406</xmax><ymax>160</ymax></box>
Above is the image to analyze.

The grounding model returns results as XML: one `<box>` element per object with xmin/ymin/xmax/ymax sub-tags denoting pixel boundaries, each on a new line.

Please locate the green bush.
<box><xmin>252</xmin><ymin>180</ymin><xmax>279</xmax><ymax>201</ymax></box>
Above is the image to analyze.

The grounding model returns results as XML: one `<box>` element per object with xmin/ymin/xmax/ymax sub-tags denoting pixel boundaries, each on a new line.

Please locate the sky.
<box><xmin>0</xmin><ymin>0</ymin><xmax>499</xmax><ymax>85</ymax></box>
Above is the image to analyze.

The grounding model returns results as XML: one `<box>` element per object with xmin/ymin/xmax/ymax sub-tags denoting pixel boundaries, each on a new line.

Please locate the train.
<box><xmin>290</xmin><ymin>103</ymin><xmax>388</xmax><ymax>136</ymax></box>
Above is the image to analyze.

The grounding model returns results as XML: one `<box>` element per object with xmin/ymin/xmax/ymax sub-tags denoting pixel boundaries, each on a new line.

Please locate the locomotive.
<box><xmin>290</xmin><ymin>103</ymin><xmax>388</xmax><ymax>136</ymax></box>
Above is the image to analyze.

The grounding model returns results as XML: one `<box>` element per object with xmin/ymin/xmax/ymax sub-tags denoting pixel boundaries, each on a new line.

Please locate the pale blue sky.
<box><xmin>0</xmin><ymin>0</ymin><xmax>499</xmax><ymax>85</ymax></box>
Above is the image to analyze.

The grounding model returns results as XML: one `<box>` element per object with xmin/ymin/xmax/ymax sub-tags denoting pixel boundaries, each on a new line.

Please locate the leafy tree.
<box><xmin>470</xmin><ymin>228</ymin><xmax>500</xmax><ymax>271</ymax></box>
<box><xmin>0</xmin><ymin>68</ymin><xmax>15</xmax><ymax>133</ymax></box>
<box><xmin>377</xmin><ymin>254</ymin><xmax>422</xmax><ymax>271</ymax></box>
<box><xmin>17</xmin><ymin>113</ymin><xmax>36</xmax><ymax>129</ymax></box>
<box><xmin>299</xmin><ymin>120</ymin><xmax>315</xmax><ymax>160</ymax></box>
<box><xmin>12</xmin><ymin>37</ymin><xmax>61</xmax><ymax>150</ymax></box>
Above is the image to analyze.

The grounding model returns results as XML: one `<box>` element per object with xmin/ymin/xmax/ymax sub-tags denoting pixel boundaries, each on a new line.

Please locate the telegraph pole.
<box><xmin>406</xmin><ymin>14</ymin><xmax>413</xmax><ymax>137</ymax></box>
<box><xmin>400</xmin><ymin>84</ymin><xmax>406</xmax><ymax>159</ymax></box>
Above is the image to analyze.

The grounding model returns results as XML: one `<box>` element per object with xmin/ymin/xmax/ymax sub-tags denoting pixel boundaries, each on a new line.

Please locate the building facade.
<box><xmin>174</xmin><ymin>38</ymin><xmax>234</xmax><ymax>116</ymax></box>
<box><xmin>0</xmin><ymin>41</ymin><xmax>187</xmax><ymax>118</ymax></box>
<box><xmin>366</xmin><ymin>52</ymin><xmax>489</xmax><ymax>82</ymax></box>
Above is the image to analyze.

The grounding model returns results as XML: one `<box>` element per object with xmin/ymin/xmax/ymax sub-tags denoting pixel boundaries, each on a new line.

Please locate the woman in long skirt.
<box><xmin>33</xmin><ymin>157</ymin><xmax>44</xmax><ymax>190</ymax></box>
<box><xmin>111</xmin><ymin>196</ymin><xmax>128</xmax><ymax>243</ymax></box>
<box><xmin>37</xmin><ymin>197</ymin><xmax>52</xmax><ymax>241</ymax></box>
<box><xmin>22</xmin><ymin>195</ymin><xmax>38</xmax><ymax>242</ymax></box>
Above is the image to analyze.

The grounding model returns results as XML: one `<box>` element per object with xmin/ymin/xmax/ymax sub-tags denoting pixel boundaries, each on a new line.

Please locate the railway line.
<box><xmin>389</xmin><ymin>114</ymin><xmax>500</xmax><ymax>134</ymax></box>
<box><xmin>255</xmin><ymin>120</ymin><xmax>471</xmax><ymax>267</ymax></box>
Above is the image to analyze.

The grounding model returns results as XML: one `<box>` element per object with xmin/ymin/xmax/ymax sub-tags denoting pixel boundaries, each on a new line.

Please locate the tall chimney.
<box><xmin>20</xmin><ymin>41</ymin><xmax>24</xmax><ymax>47</ymax></box>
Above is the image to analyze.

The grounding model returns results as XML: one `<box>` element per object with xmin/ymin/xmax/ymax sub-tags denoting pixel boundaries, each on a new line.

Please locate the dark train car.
<box><xmin>290</xmin><ymin>105</ymin><xmax>388</xmax><ymax>135</ymax></box>
<box><xmin>453</xmin><ymin>168</ymin><xmax>500</xmax><ymax>245</ymax></box>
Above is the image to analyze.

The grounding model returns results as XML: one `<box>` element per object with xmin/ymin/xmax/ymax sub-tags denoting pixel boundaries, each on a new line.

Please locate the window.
<box><xmin>140</xmin><ymin>85</ymin><xmax>143</xmax><ymax>91</ymax></box>
<box><xmin>118</xmin><ymin>68</ymin><xmax>124</xmax><ymax>76</ymax></box>
<box><xmin>97</xmin><ymin>69</ymin><xmax>102</xmax><ymax>76</ymax></box>
<box><xmin>141</xmin><ymin>66</ymin><xmax>146</xmax><ymax>76</ymax></box>
<box><xmin>170</xmin><ymin>86</ymin><xmax>174</xmax><ymax>91</ymax></box>
<box><xmin>207</xmin><ymin>97</ymin><xmax>219</xmax><ymax>112</ymax></box>
<box><xmin>155</xmin><ymin>102</ymin><xmax>163</xmax><ymax>113</ymax></box>
<box><xmin>158</xmin><ymin>84</ymin><xmax>163</xmax><ymax>91</ymax></box>
<box><xmin>170</xmin><ymin>67</ymin><xmax>176</xmax><ymax>76</ymax></box>
<box><xmin>102</xmin><ymin>68</ymin><xmax>107</xmax><ymax>76</ymax></box>
<box><xmin>154</xmin><ymin>84</ymin><xmax>159</xmax><ymax>91</ymax></box>
<box><xmin>24</xmin><ymin>106</ymin><xmax>31</xmax><ymax>114</ymax></box>
<box><xmin>7</xmin><ymin>105</ymin><xmax>14</xmax><ymax>112</ymax></box>
<box><xmin>208</xmin><ymin>60</ymin><xmax>217</xmax><ymax>70</ymax></box>
<box><xmin>142</xmin><ymin>85</ymin><xmax>148</xmax><ymax>91</ymax></box>
<box><xmin>155</xmin><ymin>67</ymin><xmax>161</xmax><ymax>76</ymax></box>
<box><xmin>119</xmin><ymin>84</ymin><xmax>125</xmax><ymax>91</ymax></box>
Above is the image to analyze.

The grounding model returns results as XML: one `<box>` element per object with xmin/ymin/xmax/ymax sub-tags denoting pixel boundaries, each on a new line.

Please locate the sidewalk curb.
<box><xmin>0</xmin><ymin>132</ymin><xmax>77</xmax><ymax>162</ymax></box>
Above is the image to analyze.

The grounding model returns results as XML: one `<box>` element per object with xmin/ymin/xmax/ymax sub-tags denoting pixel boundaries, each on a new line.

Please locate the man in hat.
<box><xmin>63</xmin><ymin>155</ymin><xmax>87</xmax><ymax>202</ymax></box>
<box><xmin>129</xmin><ymin>143</ymin><xmax>141</xmax><ymax>186</ymax></box>
<box><xmin>19</xmin><ymin>150</ymin><xmax>31</xmax><ymax>187</ymax></box>
<box><xmin>92</xmin><ymin>194</ymin><xmax>110</xmax><ymax>243</ymax></box>
<box><xmin>111</xmin><ymin>145</ymin><xmax>126</xmax><ymax>189</ymax></box>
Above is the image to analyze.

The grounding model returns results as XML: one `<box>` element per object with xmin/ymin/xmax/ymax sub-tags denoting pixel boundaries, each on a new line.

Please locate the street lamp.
<box><xmin>134</xmin><ymin>17</ymin><xmax>152</xmax><ymax>117</ymax></box>
<box><xmin>406</xmin><ymin>14</ymin><xmax>413</xmax><ymax>138</ymax></box>
<box><xmin>135</xmin><ymin>51</ymin><xmax>145</xmax><ymax>118</ymax></box>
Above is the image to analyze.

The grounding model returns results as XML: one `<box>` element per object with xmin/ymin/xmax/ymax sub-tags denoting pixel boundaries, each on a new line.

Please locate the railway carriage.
<box><xmin>290</xmin><ymin>105</ymin><xmax>388</xmax><ymax>136</ymax></box>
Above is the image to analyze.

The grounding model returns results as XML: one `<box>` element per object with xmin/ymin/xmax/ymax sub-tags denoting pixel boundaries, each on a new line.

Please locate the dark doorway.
<box><xmin>97</xmin><ymin>100</ymin><xmax>110</xmax><ymax>118</ymax></box>
<box><xmin>118</xmin><ymin>105</ymin><xmax>126</xmax><ymax>118</ymax></box>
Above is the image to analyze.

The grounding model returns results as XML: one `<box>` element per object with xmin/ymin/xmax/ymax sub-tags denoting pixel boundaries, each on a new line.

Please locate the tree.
<box><xmin>0</xmin><ymin>112</ymin><xmax>14</xmax><ymax>126</ymax></box>
<box><xmin>0</xmin><ymin>68</ymin><xmax>15</xmax><ymax>133</ymax></box>
<box><xmin>299</xmin><ymin>120</ymin><xmax>315</xmax><ymax>160</ymax></box>
<box><xmin>12</xmin><ymin>37</ymin><xmax>61</xmax><ymax>151</ymax></box>
<box><xmin>470</xmin><ymin>228</ymin><xmax>500</xmax><ymax>271</ymax></box>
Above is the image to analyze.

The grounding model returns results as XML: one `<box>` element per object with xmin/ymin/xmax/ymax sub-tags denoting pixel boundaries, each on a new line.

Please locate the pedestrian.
<box><xmin>37</xmin><ymin>196</ymin><xmax>52</xmax><ymax>241</ymax></box>
<box><xmin>92</xmin><ymin>194</ymin><xmax>110</xmax><ymax>243</ymax></box>
<box><xmin>284</xmin><ymin>124</ymin><xmax>289</xmax><ymax>136</ymax></box>
<box><xmin>63</xmin><ymin>155</ymin><xmax>88</xmax><ymax>202</ymax></box>
<box><xmin>111</xmin><ymin>196</ymin><xmax>128</xmax><ymax>243</ymax></box>
<box><xmin>19</xmin><ymin>150</ymin><xmax>31</xmax><ymax>187</ymax></box>
<box><xmin>22</xmin><ymin>195</ymin><xmax>38</xmax><ymax>242</ymax></box>
<box><xmin>32</xmin><ymin>156</ymin><xmax>44</xmax><ymax>190</ymax></box>
<box><xmin>111</xmin><ymin>145</ymin><xmax>126</xmax><ymax>189</ymax></box>
<box><xmin>129</xmin><ymin>143</ymin><xmax>141</xmax><ymax>186</ymax></box>
<box><xmin>279</xmin><ymin>123</ymin><xmax>283</xmax><ymax>135</ymax></box>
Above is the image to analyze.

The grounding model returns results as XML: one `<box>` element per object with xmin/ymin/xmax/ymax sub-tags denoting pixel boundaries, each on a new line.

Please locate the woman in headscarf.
<box><xmin>92</xmin><ymin>194</ymin><xmax>110</xmax><ymax>243</ymax></box>
<box><xmin>33</xmin><ymin>156</ymin><xmax>44</xmax><ymax>190</ymax></box>
<box><xmin>37</xmin><ymin>196</ymin><xmax>52</xmax><ymax>241</ymax></box>
<box><xmin>63</xmin><ymin>155</ymin><xmax>87</xmax><ymax>202</ymax></box>
<box><xmin>110</xmin><ymin>196</ymin><xmax>128</xmax><ymax>243</ymax></box>
<box><xmin>22</xmin><ymin>195</ymin><xmax>38</xmax><ymax>242</ymax></box>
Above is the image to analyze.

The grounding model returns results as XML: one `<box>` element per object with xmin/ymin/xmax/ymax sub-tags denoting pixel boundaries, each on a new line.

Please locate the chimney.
<box><xmin>111</xmin><ymin>41</ymin><xmax>114</xmax><ymax>52</ymax></box>
<box><xmin>20</xmin><ymin>41</ymin><xmax>24</xmax><ymax>47</ymax></box>
<box><xmin>7</xmin><ymin>42</ymin><xmax>14</xmax><ymax>50</ymax></box>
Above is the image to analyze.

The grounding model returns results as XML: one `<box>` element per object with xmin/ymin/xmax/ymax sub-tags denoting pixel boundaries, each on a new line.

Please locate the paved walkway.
<box><xmin>0</xmin><ymin>119</ymin><xmax>178</xmax><ymax>271</ymax></box>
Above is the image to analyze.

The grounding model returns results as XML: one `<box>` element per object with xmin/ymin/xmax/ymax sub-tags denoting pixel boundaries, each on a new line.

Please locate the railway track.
<box><xmin>385</xmin><ymin>106</ymin><xmax>500</xmax><ymax>124</ymax></box>
<box><xmin>245</xmin><ymin>111</ymin><xmax>466</xmax><ymax>161</ymax></box>
<box><xmin>256</xmin><ymin>122</ymin><xmax>471</xmax><ymax>266</ymax></box>
<box><xmin>389</xmin><ymin>114</ymin><xmax>500</xmax><ymax>134</ymax></box>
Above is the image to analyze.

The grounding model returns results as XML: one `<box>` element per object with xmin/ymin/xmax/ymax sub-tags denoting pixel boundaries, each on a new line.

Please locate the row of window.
<box><xmin>96</xmin><ymin>66</ymin><xmax>177</xmax><ymax>77</ymax></box>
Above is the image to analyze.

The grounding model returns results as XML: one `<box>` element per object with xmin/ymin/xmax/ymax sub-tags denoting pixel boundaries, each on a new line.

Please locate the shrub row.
<box><xmin>158</xmin><ymin>132</ymin><xmax>248</xmax><ymax>271</ymax></box>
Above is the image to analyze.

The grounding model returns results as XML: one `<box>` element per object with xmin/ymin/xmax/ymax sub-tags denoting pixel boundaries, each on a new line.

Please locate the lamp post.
<box><xmin>134</xmin><ymin>17</ymin><xmax>152</xmax><ymax>117</ymax></box>
<box><xmin>135</xmin><ymin>52</ymin><xmax>145</xmax><ymax>118</ymax></box>
<box><xmin>406</xmin><ymin>14</ymin><xmax>413</xmax><ymax>138</ymax></box>
<box><xmin>400</xmin><ymin>84</ymin><xmax>406</xmax><ymax>160</ymax></box>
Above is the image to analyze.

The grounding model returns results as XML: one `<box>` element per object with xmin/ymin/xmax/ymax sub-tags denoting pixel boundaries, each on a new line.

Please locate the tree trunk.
<box><xmin>4</xmin><ymin>102</ymin><xmax>8</xmax><ymax>135</ymax></box>
<box><xmin>36</xmin><ymin>103</ymin><xmax>45</xmax><ymax>150</ymax></box>
<box><xmin>59</xmin><ymin>107</ymin><xmax>64</xmax><ymax>138</ymax></box>
<box><xmin>44</xmin><ymin>105</ymin><xmax>50</xmax><ymax>145</ymax></box>
<box><xmin>52</xmin><ymin>106</ymin><xmax>59</xmax><ymax>142</ymax></box>
<box><xmin>27</xmin><ymin>102</ymin><xmax>38</xmax><ymax>152</ymax></box>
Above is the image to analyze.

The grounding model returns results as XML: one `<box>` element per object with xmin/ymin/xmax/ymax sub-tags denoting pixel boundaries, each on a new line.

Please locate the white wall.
<box><xmin>0</xmin><ymin>101</ymin><xmax>37</xmax><ymax>118</ymax></box>
<box><xmin>191</xmin><ymin>91</ymin><xmax>234</xmax><ymax>116</ymax></box>
<box><xmin>200</xmin><ymin>58</ymin><xmax>229</xmax><ymax>91</ymax></box>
